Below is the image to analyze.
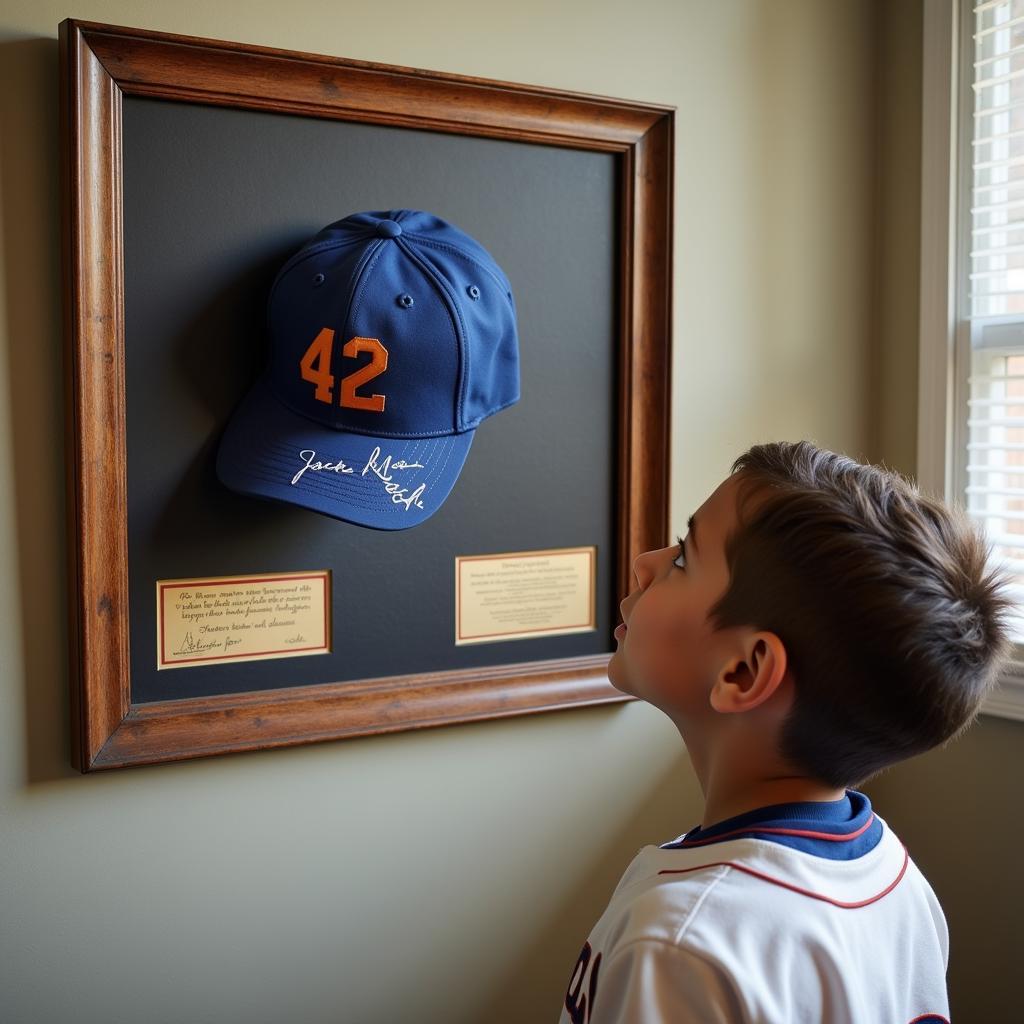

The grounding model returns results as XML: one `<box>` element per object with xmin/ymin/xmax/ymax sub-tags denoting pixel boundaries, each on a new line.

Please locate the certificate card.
<box><xmin>157</xmin><ymin>571</ymin><xmax>331</xmax><ymax>669</ymax></box>
<box><xmin>455</xmin><ymin>547</ymin><xmax>597</xmax><ymax>645</ymax></box>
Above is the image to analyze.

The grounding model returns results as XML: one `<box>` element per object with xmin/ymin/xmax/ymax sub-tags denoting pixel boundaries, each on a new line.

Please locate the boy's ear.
<box><xmin>709</xmin><ymin>631</ymin><xmax>788</xmax><ymax>714</ymax></box>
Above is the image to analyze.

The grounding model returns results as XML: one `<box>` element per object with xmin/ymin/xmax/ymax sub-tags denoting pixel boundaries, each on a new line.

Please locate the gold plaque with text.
<box><xmin>156</xmin><ymin>571</ymin><xmax>331</xmax><ymax>669</ymax></box>
<box><xmin>455</xmin><ymin>547</ymin><xmax>597</xmax><ymax>645</ymax></box>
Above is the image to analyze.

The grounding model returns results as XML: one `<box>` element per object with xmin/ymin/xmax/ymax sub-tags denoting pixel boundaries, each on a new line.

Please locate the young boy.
<box><xmin>560</xmin><ymin>441</ymin><xmax>1012</xmax><ymax>1024</ymax></box>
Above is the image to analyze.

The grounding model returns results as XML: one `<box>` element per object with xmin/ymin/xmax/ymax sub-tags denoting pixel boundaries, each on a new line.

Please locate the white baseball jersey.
<box><xmin>558</xmin><ymin>791</ymin><xmax>950</xmax><ymax>1024</ymax></box>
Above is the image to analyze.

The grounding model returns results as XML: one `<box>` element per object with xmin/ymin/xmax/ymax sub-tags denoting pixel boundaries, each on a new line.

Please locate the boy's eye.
<box><xmin>673</xmin><ymin>536</ymin><xmax>687</xmax><ymax>570</ymax></box>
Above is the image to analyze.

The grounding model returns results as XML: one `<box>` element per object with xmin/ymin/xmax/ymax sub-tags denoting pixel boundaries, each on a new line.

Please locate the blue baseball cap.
<box><xmin>217</xmin><ymin>210</ymin><xmax>520</xmax><ymax>530</ymax></box>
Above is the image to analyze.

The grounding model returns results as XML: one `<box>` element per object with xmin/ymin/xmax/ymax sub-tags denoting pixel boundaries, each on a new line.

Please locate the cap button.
<box><xmin>376</xmin><ymin>219</ymin><xmax>402</xmax><ymax>239</ymax></box>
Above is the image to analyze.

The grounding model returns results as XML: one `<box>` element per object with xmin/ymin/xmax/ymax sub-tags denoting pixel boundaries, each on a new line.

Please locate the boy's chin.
<box><xmin>605</xmin><ymin>653</ymin><xmax>637</xmax><ymax>697</ymax></box>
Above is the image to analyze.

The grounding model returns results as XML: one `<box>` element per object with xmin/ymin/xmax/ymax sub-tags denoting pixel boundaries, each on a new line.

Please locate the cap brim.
<box><xmin>216</xmin><ymin>376</ymin><xmax>474</xmax><ymax>531</ymax></box>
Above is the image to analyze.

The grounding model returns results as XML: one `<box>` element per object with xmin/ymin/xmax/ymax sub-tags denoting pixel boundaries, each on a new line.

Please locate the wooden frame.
<box><xmin>59</xmin><ymin>19</ymin><xmax>673</xmax><ymax>771</ymax></box>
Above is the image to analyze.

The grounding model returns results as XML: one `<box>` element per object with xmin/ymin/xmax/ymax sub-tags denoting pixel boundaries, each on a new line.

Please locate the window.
<box><xmin>963</xmin><ymin>0</ymin><xmax>1024</xmax><ymax>642</ymax></box>
<box><xmin>921</xmin><ymin>0</ymin><xmax>1024</xmax><ymax>720</ymax></box>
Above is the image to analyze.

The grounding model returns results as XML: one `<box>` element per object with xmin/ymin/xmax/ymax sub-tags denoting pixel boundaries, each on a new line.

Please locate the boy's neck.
<box><xmin>681</xmin><ymin>704</ymin><xmax>846</xmax><ymax>830</ymax></box>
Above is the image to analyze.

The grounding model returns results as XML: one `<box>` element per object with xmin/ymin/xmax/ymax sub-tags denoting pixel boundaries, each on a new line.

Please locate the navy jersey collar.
<box><xmin>661</xmin><ymin>790</ymin><xmax>882</xmax><ymax>861</ymax></box>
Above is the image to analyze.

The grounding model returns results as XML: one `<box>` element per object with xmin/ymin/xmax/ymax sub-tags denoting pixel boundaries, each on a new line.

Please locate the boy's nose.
<box><xmin>632</xmin><ymin>547</ymin><xmax>663</xmax><ymax>590</ymax></box>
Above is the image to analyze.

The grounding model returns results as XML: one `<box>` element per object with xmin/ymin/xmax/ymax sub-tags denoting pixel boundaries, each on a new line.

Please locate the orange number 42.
<box><xmin>299</xmin><ymin>328</ymin><xmax>389</xmax><ymax>413</ymax></box>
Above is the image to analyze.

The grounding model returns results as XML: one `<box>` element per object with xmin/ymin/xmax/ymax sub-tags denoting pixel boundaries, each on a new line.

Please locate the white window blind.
<box><xmin>965</xmin><ymin>0</ymin><xmax>1024</xmax><ymax>641</ymax></box>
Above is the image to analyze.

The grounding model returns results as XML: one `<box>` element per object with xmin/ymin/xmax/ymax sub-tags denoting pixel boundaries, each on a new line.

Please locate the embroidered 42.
<box><xmin>299</xmin><ymin>328</ymin><xmax>389</xmax><ymax>413</ymax></box>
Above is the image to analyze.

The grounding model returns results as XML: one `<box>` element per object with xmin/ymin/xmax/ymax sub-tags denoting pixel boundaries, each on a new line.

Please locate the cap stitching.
<box><xmin>270</xmin><ymin>384</ymin><xmax>465</xmax><ymax>439</ymax></box>
<box><xmin>346</xmin><ymin>238</ymin><xmax>387</xmax><ymax>326</ymax></box>
<box><xmin>395</xmin><ymin>237</ymin><xmax>470</xmax><ymax>430</ymax></box>
<box><xmin>401</xmin><ymin>234</ymin><xmax>514</xmax><ymax>304</ymax></box>
<box><xmin>428</xmin><ymin>433</ymin><xmax>458</xmax><ymax>486</ymax></box>
<box><xmin>267</xmin><ymin>234</ymin><xmax>375</xmax><ymax>318</ymax></box>
<box><xmin>458</xmin><ymin>391</ymin><xmax>520</xmax><ymax>431</ymax></box>
<box><xmin>240</xmin><ymin>463</ymin><xmax>377</xmax><ymax>506</ymax></box>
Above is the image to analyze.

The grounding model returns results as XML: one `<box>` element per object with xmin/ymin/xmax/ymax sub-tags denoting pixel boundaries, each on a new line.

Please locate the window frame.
<box><xmin>920</xmin><ymin>0</ymin><xmax>1024</xmax><ymax>722</ymax></box>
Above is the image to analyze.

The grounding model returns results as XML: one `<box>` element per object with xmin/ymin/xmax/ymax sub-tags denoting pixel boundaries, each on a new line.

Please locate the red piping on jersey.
<box><xmin>658</xmin><ymin>844</ymin><xmax>910</xmax><ymax>909</ymax></box>
<box><xmin>676</xmin><ymin>813</ymin><xmax>875</xmax><ymax>848</ymax></box>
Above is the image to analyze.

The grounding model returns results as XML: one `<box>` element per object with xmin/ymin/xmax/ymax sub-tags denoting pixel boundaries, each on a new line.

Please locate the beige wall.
<box><xmin>4</xmin><ymin>1</ymin><xmax>1004</xmax><ymax>1022</ymax></box>
<box><xmin>866</xmin><ymin>718</ymin><xmax>1024</xmax><ymax>1022</ymax></box>
<box><xmin>869</xmin><ymin>0</ymin><xmax>921</xmax><ymax>472</ymax></box>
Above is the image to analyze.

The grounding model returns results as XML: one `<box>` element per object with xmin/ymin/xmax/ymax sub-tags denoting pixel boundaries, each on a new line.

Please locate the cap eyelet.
<box><xmin>467</xmin><ymin>285</ymin><xmax>481</xmax><ymax>300</ymax></box>
<box><xmin>397</xmin><ymin>293</ymin><xmax>414</xmax><ymax>309</ymax></box>
<box><xmin>312</xmin><ymin>272</ymin><xmax>325</xmax><ymax>287</ymax></box>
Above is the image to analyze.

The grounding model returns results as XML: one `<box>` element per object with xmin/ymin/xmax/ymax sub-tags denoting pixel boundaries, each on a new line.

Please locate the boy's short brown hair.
<box><xmin>708</xmin><ymin>440</ymin><xmax>1014</xmax><ymax>789</ymax></box>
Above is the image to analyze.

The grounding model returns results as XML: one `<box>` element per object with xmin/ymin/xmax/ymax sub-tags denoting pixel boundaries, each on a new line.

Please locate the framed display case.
<box><xmin>59</xmin><ymin>19</ymin><xmax>673</xmax><ymax>770</ymax></box>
